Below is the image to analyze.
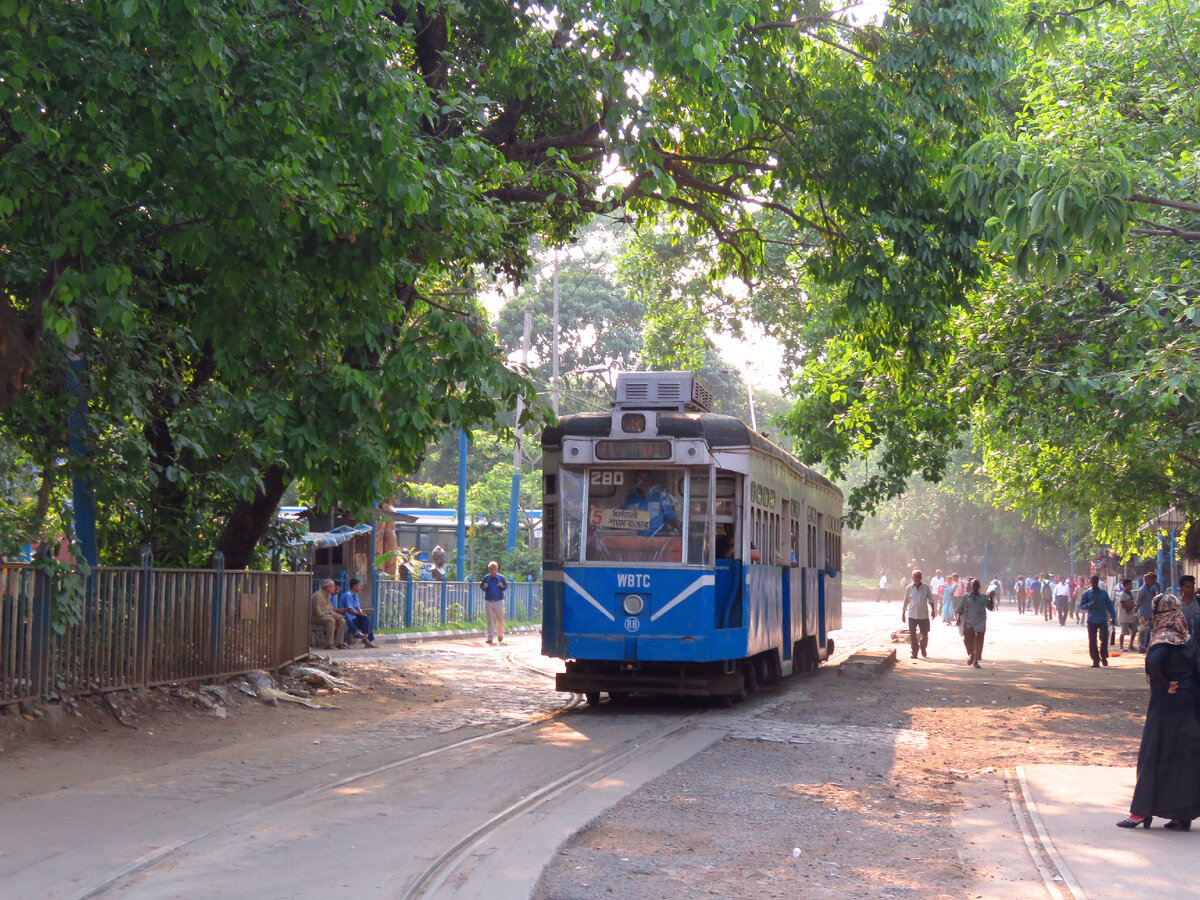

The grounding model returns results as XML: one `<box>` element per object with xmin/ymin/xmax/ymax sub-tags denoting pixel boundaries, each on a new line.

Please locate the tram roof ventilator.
<box><xmin>613</xmin><ymin>371</ymin><xmax>714</xmax><ymax>413</ymax></box>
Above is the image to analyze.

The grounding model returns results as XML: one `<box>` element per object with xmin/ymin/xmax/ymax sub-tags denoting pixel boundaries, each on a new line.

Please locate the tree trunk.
<box><xmin>0</xmin><ymin>255</ymin><xmax>72</xmax><ymax>412</ymax></box>
<box><xmin>0</xmin><ymin>290</ymin><xmax>44</xmax><ymax>413</ymax></box>
<box><xmin>218</xmin><ymin>465</ymin><xmax>290</xmax><ymax>570</ymax></box>
<box><xmin>144</xmin><ymin>412</ymin><xmax>193</xmax><ymax>567</ymax></box>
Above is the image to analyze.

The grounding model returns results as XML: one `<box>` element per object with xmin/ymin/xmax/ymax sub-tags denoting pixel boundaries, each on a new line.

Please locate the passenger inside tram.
<box><xmin>583</xmin><ymin>468</ymin><xmax>684</xmax><ymax>562</ymax></box>
<box><xmin>715</xmin><ymin>524</ymin><xmax>735</xmax><ymax>559</ymax></box>
<box><xmin>621</xmin><ymin>470</ymin><xmax>679</xmax><ymax>536</ymax></box>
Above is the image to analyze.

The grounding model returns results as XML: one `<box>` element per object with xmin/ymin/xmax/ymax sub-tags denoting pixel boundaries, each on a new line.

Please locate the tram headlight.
<box><xmin>622</xmin><ymin>594</ymin><xmax>645</xmax><ymax>616</ymax></box>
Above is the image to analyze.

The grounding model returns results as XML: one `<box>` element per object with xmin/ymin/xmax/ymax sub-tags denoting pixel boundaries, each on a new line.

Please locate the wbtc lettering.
<box><xmin>616</xmin><ymin>573</ymin><xmax>651</xmax><ymax>589</ymax></box>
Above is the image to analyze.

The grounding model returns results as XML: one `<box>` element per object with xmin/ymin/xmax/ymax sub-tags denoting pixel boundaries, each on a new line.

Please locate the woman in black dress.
<box><xmin>1117</xmin><ymin>594</ymin><xmax>1200</xmax><ymax>829</ymax></box>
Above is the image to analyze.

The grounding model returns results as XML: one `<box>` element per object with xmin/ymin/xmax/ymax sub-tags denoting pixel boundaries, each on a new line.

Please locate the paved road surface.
<box><xmin>1</xmin><ymin>599</ymin><xmax>1193</xmax><ymax>899</ymax></box>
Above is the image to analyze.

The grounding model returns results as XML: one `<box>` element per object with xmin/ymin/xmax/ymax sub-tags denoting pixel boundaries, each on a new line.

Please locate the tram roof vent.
<box><xmin>614</xmin><ymin>371</ymin><xmax>714</xmax><ymax>412</ymax></box>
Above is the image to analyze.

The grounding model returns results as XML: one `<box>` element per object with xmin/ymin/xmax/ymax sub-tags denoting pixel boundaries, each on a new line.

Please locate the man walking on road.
<box><xmin>1054</xmin><ymin>577</ymin><xmax>1072</xmax><ymax>626</ymax></box>
<box><xmin>1079</xmin><ymin>574</ymin><xmax>1117</xmax><ymax>667</ymax></box>
<box><xmin>929</xmin><ymin>569</ymin><xmax>946</xmax><ymax>602</ymax></box>
<box><xmin>901</xmin><ymin>569</ymin><xmax>935</xmax><ymax>660</ymax></box>
<box><xmin>1029</xmin><ymin>575</ymin><xmax>1044</xmax><ymax>619</ymax></box>
<box><xmin>1179</xmin><ymin>574</ymin><xmax>1200</xmax><ymax>641</ymax></box>
<box><xmin>1136</xmin><ymin>571</ymin><xmax>1159</xmax><ymax>652</ymax></box>
<box><xmin>480</xmin><ymin>560</ymin><xmax>509</xmax><ymax>645</ymax></box>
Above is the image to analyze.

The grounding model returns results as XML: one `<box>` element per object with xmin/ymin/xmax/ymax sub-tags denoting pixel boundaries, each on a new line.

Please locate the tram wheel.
<box><xmin>728</xmin><ymin>673</ymin><xmax>747</xmax><ymax>704</ymax></box>
<box><xmin>584</xmin><ymin>691</ymin><xmax>601</xmax><ymax>706</ymax></box>
<box><xmin>755</xmin><ymin>655</ymin><xmax>770</xmax><ymax>685</ymax></box>
<box><xmin>797</xmin><ymin>638</ymin><xmax>817</xmax><ymax>673</ymax></box>
<box><xmin>743</xmin><ymin>660</ymin><xmax>759</xmax><ymax>694</ymax></box>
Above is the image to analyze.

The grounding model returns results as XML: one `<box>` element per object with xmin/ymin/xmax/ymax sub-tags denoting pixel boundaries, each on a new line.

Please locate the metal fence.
<box><xmin>1</xmin><ymin>556</ymin><xmax>310</xmax><ymax>708</ymax></box>
<box><xmin>374</xmin><ymin>577</ymin><xmax>542</xmax><ymax>631</ymax></box>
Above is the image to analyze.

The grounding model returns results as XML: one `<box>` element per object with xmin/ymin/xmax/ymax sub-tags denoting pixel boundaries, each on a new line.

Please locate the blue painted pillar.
<box><xmin>65</xmin><ymin>354</ymin><xmax>98</xmax><ymax>567</ymax></box>
<box><xmin>507</xmin><ymin>470</ymin><xmax>520</xmax><ymax>553</ymax></box>
<box><xmin>457</xmin><ymin>429</ymin><xmax>468</xmax><ymax>581</ymax></box>
<box><xmin>1169</xmin><ymin>530</ymin><xmax>1178</xmax><ymax>593</ymax></box>
<box><xmin>1158</xmin><ymin>533</ymin><xmax>1169</xmax><ymax>590</ymax></box>
<box><xmin>209</xmin><ymin>551</ymin><xmax>225</xmax><ymax>675</ymax></box>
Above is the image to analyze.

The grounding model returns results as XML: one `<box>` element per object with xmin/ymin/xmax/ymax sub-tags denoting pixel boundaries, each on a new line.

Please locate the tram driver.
<box><xmin>623</xmin><ymin>470</ymin><xmax>679</xmax><ymax>536</ymax></box>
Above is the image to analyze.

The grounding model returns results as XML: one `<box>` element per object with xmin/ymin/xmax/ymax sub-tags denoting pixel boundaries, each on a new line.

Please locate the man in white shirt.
<box><xmin>1053</xmin><ymin>577</ymin><xmax>1072</xmax><ymax>626</ymax></box>
<box><xmin>900</xmin><ymin>569</ymin><xmax>935</xmax><ymax>660</ymax></box>
<box><xmin>929</xmin><ymin>569</ymin><xmax>946</xmax><ymax>600</ymax></box>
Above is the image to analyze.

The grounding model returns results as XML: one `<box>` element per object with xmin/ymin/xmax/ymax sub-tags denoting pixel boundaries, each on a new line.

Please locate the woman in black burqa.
<box><xmin>1117</xmin><ymin>594</ymin><xmax>1200</xmax><ymax>830</ymax></box>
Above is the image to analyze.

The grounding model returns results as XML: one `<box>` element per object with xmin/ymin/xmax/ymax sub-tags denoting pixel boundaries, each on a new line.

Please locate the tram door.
<box><xmin>816</xmin><ymin>511</ymin><xmax>827</xmax><ymax>650</ymax></box>
<box><xmin>780</xmin><ymin>499</ymin><xmax>794</xmax><ymax>663</ymax></box>
<box><xmin>781</xmin><ymin>565</ymin><xmax>792</xmax><ymax>663</ymax></box>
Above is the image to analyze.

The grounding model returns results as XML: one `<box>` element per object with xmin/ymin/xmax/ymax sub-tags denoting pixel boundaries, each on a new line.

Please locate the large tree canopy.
<box><xmin>776</xmin><ymin>0</ymin><xmax>1200</xmax><ymax>554</ymax></box>
<box><xmin>1</xmin><ymin>0</ymin><xmax>1008</xmax><ymax>564</ymax></box>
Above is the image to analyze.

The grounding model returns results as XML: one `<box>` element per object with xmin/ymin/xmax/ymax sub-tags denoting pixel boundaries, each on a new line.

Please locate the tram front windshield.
<box><xmin>560</xmin><ymin>467</ymin><xmax>712</xmax><ymax>565</ymax></box>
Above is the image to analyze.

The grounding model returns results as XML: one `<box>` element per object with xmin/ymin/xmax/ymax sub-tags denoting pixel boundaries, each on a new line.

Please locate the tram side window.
<box><xmin>584</xmin><ymin>468</ymin><xmax>684</xmax><ymax>563</ymax></box>
<box><xmin>751</xmin><ymin>508</ymin><xmax>762</xmax><ymax>561</ymax></box>
<box><xmin>560</xmin><ymin>470</ymin><xmax>586</xmax><ymax>561</ymax></box>
<box><xmin>714</xmin><ymin>475</ymin><xmax>737</xmax><ymax>560</ymax></box>
<box><xmin>687</xmin><ymin>471</ymin><xmax>712</xmax><ymax>566</ymax></box>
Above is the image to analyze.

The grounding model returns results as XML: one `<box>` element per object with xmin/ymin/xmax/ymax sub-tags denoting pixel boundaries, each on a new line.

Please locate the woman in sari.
<box><xmin>941</xmin><ymin>573</ymin><xmax>958</xmax><ymax>624</ymax></box>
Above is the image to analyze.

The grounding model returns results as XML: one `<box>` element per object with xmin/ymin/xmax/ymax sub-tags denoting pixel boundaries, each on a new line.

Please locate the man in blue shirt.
<box><xmin>623</xmin><ymin>470</ymin><xmax>678</xmax><ymax>536</ymax></box>
<box><xmin>1030</xmin><ymin>575</ymin><xmax>1045</xmax><ymax>618</ymax></box>
<box><xmin>1135</xmin><ymin>571</ymin><xmax>1159</xmax><ymax>652</ymax></box>
<box><xmin>335</xmin><ymin>578</ymin><xmax>377</xmax><ymax>648</ymax></box>
<box><xmin>480</xmin><ymin>560</ymin><xmax>509</xmax><ymax>645</ymax></box>
<box><xmin>1079</xmin><ymin>574</ymin><xmax>1117</xmax><ymax>667</ymax></box>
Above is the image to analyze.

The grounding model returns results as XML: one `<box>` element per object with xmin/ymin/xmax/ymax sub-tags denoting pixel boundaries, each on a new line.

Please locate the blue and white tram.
<box><xmin>540</xmin><ymin>371</ymin><xmax>843</xmax><ymax>704</ymax></box>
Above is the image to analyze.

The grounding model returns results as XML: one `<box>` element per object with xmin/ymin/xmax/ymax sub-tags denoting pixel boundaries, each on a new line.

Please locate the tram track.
<box><xmin>70</xmin><ymin>633</ymin><xmax>887</xmax><ymax>899</ymax></box>
<box><xmin>68</xmin><ymin>649</ymin><xmax>697</xmax><ymax>900</ymax></box>
<box><xmin>402</xmin><ymin>710</ymin><xmax>709</xmax><ymax>898</ymax></box>
<box><xmin>69</xmin><ymin>714</ymin><xmax>559</xmax><ymax>899</ymax></box>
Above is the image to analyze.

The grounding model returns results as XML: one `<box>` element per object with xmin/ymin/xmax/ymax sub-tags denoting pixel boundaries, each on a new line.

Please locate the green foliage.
<box><xmin>0</xmin><ymin>436</ymin><xmax>70</xmax><ymax>556</ymax></box>
<box><xmin>495</xmin><ymin>223</ymin><xmax>646</xmax><ymax>414</ymax></box>
<box><xmin>843</xmin><ymin>442</ymin><xmax>1084</xmax><ymax>580</ymax></box>
<box><xmin>2</xmin><ymin>1</ymin><xmax>552</xmax><ymax>563</ymax></box>
<box><xmin>1</xmin><ymin>0</ymin><xmax>1030</xmax><ymax>570</ymax></box>
<box><xmin>774</xmin><ymin>0</ymin><xmax>1200</xmax><ymax>560</ymax></box>
<box><xmin>31</xmin><ymin>552</ymin><xmax>89</xmax><ymax>637</ymax></box>
<box><xmin>258</xmin><ymin>517</ymin><xmax>309</xmax><ymax>571</ymax></box>
<box><xmin>503</xmin><ymin>546</ymin><xmax>542</xmax><ymax>581</ymax></box>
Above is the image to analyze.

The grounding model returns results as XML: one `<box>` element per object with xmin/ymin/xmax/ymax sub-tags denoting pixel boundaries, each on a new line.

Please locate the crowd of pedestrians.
<box><xmin>1002</xmin><ymin>570</ymin><xmax>1200</xmax><ymax>658</ymax></box>
<box><xmin>891</xmin><ymin>567</ymin><xmax>1200</xmax><ymax>671</ymax></box>
<box><xmin>891</xmin><ymin>564</ymin><xmax>1200</xmax><ymax>832</ymax></box>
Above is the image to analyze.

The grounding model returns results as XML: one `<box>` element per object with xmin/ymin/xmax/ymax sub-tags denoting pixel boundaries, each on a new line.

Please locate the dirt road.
<box><xmin>0</xmin><ymin>601</ymin><xmax>1150</xmax><ymax>898</ymax></box>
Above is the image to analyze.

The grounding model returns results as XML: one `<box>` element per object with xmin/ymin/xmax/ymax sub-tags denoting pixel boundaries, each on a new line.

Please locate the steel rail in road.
<box><xmin>401</xmin><ymin>709</ymin><xmax>710</xmax><ymax>899</ymax></box>
<box><xmin>68</xmin><ymin>718</ymin><xmax>554</xmax><ymax>899</ymax></box>
<box><xmin>400</xmin><ymin>630</ymin><xmax>895</xmax><ymax>897</ymax></box>
<box><xmin>69</xmin><ymin>651</ymin><xmax>571</xmax><ymax>900</ymax></box>
<box><xmin>70</xmin><ymin>628</ymin><xmax>889</xmax><ymax>899</ymax></box>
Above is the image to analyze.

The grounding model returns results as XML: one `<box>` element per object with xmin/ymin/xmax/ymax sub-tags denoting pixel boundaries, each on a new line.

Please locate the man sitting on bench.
<box><xmin>336</xmin><ymin>578</ymin><xmax>377</xmax><ymax>648</ymax></box>
<box><xmin>311</xmin><ymin>579</ymin><xmax>348</xmax><ymax>649</ymax></box>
